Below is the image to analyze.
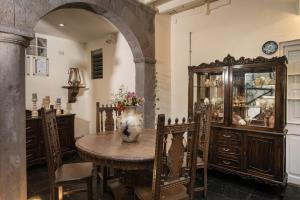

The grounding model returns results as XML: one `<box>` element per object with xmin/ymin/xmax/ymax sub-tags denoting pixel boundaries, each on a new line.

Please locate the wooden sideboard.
<box><xmin>188</xmin><ymin>55</ymin><xmax>287</xmax><ymax>186</ymax></box>
<box><xmin>26</xmin><ymin>112</ymin><xmax>76</xmax><ymax>167</ymax></box>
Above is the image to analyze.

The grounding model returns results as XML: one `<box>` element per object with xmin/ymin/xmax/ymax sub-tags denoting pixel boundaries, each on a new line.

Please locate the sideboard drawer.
<box><xmin>216</xmin><ymin>145</ymin><xmax>241</xmax><ymax>158</ymax></box>
<box><xmin>216</xmin><ymin>157</ymin><xmax>240</xmax><ymax>170</ymax></box>
<box><xmin>216</xmin><ymin>131</ymin><xmax>241</xmax><ymax>142</ymax></box>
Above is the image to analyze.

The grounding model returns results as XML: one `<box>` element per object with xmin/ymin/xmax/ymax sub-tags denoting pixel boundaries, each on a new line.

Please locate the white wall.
<box><xmin>155</xmin><ymin>15</ymin><xmax>172</xmax><ymax>118</ymax></box>
<box><xmin>170</xmin><ymin>0</ymin><xmax>300</xmax><ymax>118</ymax></box>
<box><xmin>26</xmin><ymin>33</ymin><xmax>88</xmax><ymax>137</ymax></box>
<box><xmin>26</xmin><ymin>33</ymin><xmax>135</xmax><ymax>137</ymax></box>
<box><xmin>83</xmin><ymin>33</ymin><xmax>135</xmax><ymax>135</ymax></box>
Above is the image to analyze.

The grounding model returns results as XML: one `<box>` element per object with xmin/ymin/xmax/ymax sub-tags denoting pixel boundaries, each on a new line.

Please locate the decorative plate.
<box><xmin>262</xmin><ymin>41</ymin><xmax>278</xmax><ymax>55</ymax></box>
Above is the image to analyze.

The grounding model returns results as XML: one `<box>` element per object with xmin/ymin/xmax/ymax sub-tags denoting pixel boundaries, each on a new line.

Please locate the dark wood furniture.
<box><xmin>76</xmin><ymin>129</ymin><xmax>156</xmax><ymax>170</ymax></box>
<box><xmin>188</xmin><ymin>55</ymin><xmax>287</xmax><ymax>186</ymax></box>
<box><xmin>95</xmin><ymin>102</ymin><xmax>121</xmax><ymax>196</ymax></box>
<box><xmin>40</xmin><ymin>108</ymin><xmax>94</xmax><ymax>200</ymax></box>
<box><xmin>96</xmin><ymin>102</ymin><xmax>120</xmax><ymax>133</ymax></box>
<box><xmin>26</xmin><ymin>110</ymin><xmax>76</xmax><ymax>167</ymax></box>
<box><xmin>134</xmin><ymin>114</ymin><xmax>201</xmax><ymax>200</ymax></box>
<box><xmin>76</xmin><ymin>129</ymin><xmax>156</xmax><ymax>200</ymax></box>
<box><xmin>193</xmin><ymin>104</ymin><xmax>212</xmax><ymax>199</ymax></box>
<box><xmin>62</xmin><ymin>85</ymin><xmax>86</xmax><ymax>103</ymax></box>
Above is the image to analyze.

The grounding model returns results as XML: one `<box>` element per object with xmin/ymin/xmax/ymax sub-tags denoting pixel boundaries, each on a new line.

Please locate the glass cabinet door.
<box><xmin>194</xmin><ymin>71</ymin><xmax>225</xmax><ymax>123</ymax></box>
<box><xmin>232</xmin><ymin>66</ymin><xmax>276</xmax><ymax>128</ymax></box>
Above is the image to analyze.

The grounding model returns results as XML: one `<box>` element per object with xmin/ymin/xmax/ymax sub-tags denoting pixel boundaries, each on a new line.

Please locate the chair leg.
<box><xmin>204</xmin><ymin>167</ymin><xmax>208</xmax><ymax>200</ymax></box>
<box><xmin>49</xmin><ymin>185</ymin><xmax>56</xmax><ymax>200</ymax></box>
<box><xmin>87</xmin><ymin>177</ymin><xmax>93</xmax><ymax>200</ymax></box>
<box><xmin>58</xmin><ymin>186</ymin><xmax>63</xmax><ymax>200</ymax></box>
<box><xmin>103</xmin><ymin>166</ymin><xmax>108</xmax><ymax>190</ymax></box>
<box><xmin>100</xmin><ymin>166</ymin><xmax>108</xmax><ymax>196</ymax></box>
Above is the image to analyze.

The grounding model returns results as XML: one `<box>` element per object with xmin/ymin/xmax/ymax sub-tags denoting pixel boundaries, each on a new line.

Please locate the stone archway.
<box><xmin>0</xmin><ymin>1</ymin><xmax>155</xmax><ymax>199</ymax></box>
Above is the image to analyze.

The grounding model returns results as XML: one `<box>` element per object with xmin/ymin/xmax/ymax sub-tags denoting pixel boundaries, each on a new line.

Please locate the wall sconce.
<box><xmin>62</xmin><ymin>67</ymin><xmax>86</xmax><ymax>103</ymax></box>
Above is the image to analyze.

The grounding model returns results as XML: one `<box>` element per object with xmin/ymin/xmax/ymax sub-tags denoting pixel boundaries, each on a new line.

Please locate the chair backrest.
<box><xmin>152</xmin><ymin>112</ymin><xmax>202</xmax><ymax>200</ymax></box>
<box><xmin>96</xmin><ymin>102</ymin><xmax>121</xmax><ymax>133</ymax></box>
<box><xmin>40</xmin><ymin>108</ymin><xmax>62</xmax><ymax>184</ymax></box>
<box><xmin>194</xmin><ymin>103</ymin><xmax>212</xmax><ymax>164</ymax></box>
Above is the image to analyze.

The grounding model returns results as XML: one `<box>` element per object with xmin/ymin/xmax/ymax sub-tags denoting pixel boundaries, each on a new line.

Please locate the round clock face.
<box><xmin>262</xmin><ymin>41</ymin><xmax>278</xmax><ymax>55</ymax></box>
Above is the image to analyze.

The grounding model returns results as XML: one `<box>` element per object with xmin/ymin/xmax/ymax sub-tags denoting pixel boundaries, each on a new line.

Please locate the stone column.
<box><xmin>0</xmin><ymin>32</ymin><xmax>29</xmax><ymax>200</ymax></box>
<box><xmin>135</xmin><ymin>58</ymin><xmax>156</xmax><ymax>128</ymax></box>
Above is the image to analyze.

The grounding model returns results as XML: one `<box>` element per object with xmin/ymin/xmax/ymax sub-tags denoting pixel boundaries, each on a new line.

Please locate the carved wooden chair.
<box><xmin>193</xmin><ymin>103</ymin><xmax>212</xmax><ymax>199</ymax></box>
<box><xmin>96</xmin><ymin>102</ymin><xmax>122</xmax><ymax>195</ymax></box>
<box><xmin>134</xmin><ymin>112</ymin><xmax>202</xmax><ymax>200</ymax></box>
<box><xmin>96</xmin><ymin>102</ymin><xmax>121</xmax><ymax>133</ymax></box>
<box><xmin>40</xmin><ymin>108</ymin><xmax>94</xmax><ymax>200</ymax></box>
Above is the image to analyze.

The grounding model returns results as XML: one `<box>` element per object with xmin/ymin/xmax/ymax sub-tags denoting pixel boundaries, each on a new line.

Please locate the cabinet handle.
<box><xmin>222</xmin><ymin>161</ymin><xmax>231</xmax><ymax>165</ymax></box>
<box><xmin>222</xmin><ymin>148</ymin><xmax>230</xmax><ymax>152</ymax></box>
<box><xmin>26</xmin><ymin>139</ymin><xmax>32</xmax><ymax>144</ymax></box>
<box><xmin>223</xmin><ymin>134</ymin><xmax>231</xmax><ymax>138</ymax></box>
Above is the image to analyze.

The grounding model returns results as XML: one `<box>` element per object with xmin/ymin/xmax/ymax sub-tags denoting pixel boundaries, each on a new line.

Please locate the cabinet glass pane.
<box><xmin>232</xmin><ymin>67</ymin><xmax>276</xmax><ymax>128</ymax></box>
<box><xmin>194</xmin><ymin>72</ymin><xmax>224</xmax><ymax>123</ymax></box>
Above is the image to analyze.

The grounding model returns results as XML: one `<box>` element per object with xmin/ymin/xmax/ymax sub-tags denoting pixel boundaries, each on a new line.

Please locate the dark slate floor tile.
<box><xmin>27</xmin><ymin>156</ymin><xmax>300</xmax><ymax>200</ymax></box>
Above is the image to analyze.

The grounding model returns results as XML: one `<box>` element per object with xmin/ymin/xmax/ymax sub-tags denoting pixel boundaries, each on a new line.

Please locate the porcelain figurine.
<box><xmin>205</xmin><ymin>79</ymin><xmax>210</xmax><ymax>87</ymax></box>
<box><xmin>204</xmin><ymin>98</ymin><xmax>210</xmax><ymax>105</ymax></box>
<box><xmin>238</xmin><ymin>119</ymin><xmax>246</xmax><ymax>126</ymax></box>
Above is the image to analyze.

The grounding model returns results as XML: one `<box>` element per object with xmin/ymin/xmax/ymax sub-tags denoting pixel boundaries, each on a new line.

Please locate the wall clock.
<box><xmin>262</xmin><ymin>41</ymin><xmax>278</xmax><ymax>55</ymax></box>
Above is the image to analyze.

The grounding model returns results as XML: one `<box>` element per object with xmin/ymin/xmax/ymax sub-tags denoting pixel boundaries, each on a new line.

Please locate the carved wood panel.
<box><xmin>245</xmin><ymin>134</ymin><xmax>275</xmax><ymax>177</ymax></box>
<box><xmin>153</xmin><ymin>114</ymin><xmax>201</xmax><ymax>199</ymax></box>
<box><xmin>96</xmin><ymin>103</ymin><xmax>120</xmax><ymax>133</ymax></box>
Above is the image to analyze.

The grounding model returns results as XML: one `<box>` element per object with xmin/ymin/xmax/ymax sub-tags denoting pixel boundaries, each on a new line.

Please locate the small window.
<box><xmin>26</xmin><ymin>37</ymin><xmax>47</xmax><ymax>57</ymax></box>
<box><xmin>91</xmin><ymin>49</ymin><xmax>103</xmax><ymax>79</ymax></box>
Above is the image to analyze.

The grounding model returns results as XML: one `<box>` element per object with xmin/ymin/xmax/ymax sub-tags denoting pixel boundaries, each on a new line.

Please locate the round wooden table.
<box><xmin>75</xmin><ymin>129</ymin><xmax>156</xmax><ymax>170</ymax></box>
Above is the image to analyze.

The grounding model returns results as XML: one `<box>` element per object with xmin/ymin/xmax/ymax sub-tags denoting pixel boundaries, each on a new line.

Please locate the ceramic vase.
<box><xmin>119</xmin><ymin>106</ymin><xmax>143</xmax><ymax>142</ymax></box>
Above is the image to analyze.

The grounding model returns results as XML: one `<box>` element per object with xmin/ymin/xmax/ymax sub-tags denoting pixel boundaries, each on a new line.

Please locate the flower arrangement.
<box><xmin>112</xmin><ymin>86</ymin><xmax>145</xmax><ymax>112</ymax></box>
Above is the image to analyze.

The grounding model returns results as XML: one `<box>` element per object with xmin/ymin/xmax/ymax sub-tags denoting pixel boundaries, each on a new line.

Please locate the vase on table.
<box><xmin>119</xmin><ymin>106</ymin><xmax>143</xmax><ymax>142</ymax></box>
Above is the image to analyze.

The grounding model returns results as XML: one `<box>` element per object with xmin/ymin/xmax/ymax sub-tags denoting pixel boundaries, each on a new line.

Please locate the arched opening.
<box><xmin>36</xmin><ymin>2</ymin><xmax>155</xmax><ymax>129</ymax></box>
<box><xmin>26</xmin><ymin>4</ymin><xmax>153</xmax><ymax>199</ymax></box>
<box><xmin>27</xmin><ymin>8</ymin><xmax>136</xmax><ymax>138</ymax></box>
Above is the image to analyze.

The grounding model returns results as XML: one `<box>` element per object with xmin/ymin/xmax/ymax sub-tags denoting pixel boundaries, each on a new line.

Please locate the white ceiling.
<box><xmin>34</xmin><ymin>9</ymin><xmax>118</xmax><ymax>43</ymax></box>
<box><xmin>142</xmin><ymin>0</ymin><xmax>298</xmax><ymax>14</ymax></box>
<box><xmin>34</xmin><ymin>0</ymin><xmax>298</xmax><ymax>40</ymax></box>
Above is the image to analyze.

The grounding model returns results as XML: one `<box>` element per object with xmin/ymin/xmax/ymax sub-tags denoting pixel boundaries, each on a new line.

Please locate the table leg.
<box><xmin>108</xmin><ymin>170</ymin><xmax>152</xmax><ymax>200</ymax></box>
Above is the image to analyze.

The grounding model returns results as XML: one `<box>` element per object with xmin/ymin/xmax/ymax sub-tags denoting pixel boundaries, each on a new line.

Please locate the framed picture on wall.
<box><xmin>25</xmin><ymin>55</ymin><xmax>31</xmax><ymax>76</ymax></box>
<box><xmin>33</xmin><ymin>57</ymin><xmax>49</xmax><ymax>76</ymax></box>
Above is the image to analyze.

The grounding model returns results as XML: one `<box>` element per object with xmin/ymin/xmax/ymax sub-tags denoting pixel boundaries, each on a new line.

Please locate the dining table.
<box><xmin>75</xmin><ymin>129</ymin><xmax>156</xmax><ymax>200</ymax></box>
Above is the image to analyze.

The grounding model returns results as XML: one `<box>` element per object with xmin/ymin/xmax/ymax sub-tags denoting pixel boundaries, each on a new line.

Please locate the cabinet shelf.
<box><xmin>245</xmin><ymin>87</ymin><xmax>274</xmax><ymax>90</ymax></box>
<box><xmin>193</xmin><ymin>85</ymin><xmax>223</xmax><ymax>88</ymax></box>
<box><xmin>62</xmin><ymin>85</ymin><xmax>87</xmax><ymax>103</ymax></box>
<box><xmin>287</xmin><ymin>73</ymin><xmax>300</xmax><ymax>76</ymax></box>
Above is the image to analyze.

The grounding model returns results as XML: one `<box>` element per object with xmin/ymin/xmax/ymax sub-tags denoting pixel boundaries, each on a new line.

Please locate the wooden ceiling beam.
<box><xmin>156</xmin><ymin>0</ymin><xmax>222</xmax><ymax>15</ymax></box>
<box><xmin>157</xmin><ymin>0</ymin><xmax>206</xmax><ymax>14</ymax></box>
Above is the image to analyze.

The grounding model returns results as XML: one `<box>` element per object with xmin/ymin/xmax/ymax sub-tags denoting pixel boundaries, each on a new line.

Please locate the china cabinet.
<box><xmin>188</xmin><ymin>55</ymin><xmax>287</xmax><ymax>186</ymax></box>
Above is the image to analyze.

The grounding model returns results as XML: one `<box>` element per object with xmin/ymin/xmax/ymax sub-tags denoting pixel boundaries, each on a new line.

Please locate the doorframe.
<box><xmin>279</xmin><ymin>40</ymin><xmax>300</xmax><ymax>185</ymax></box>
